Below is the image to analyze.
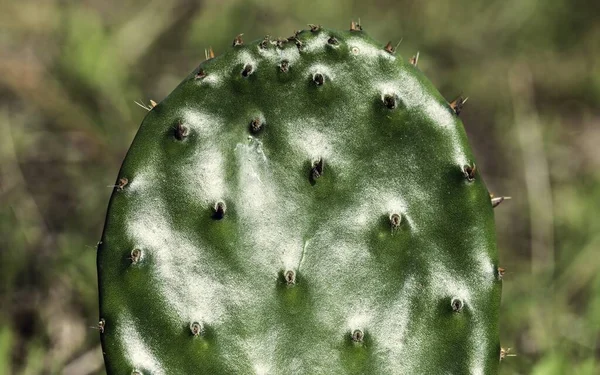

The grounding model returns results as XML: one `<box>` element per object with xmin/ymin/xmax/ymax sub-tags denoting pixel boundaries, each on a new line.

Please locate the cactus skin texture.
<box><xmin>98</xmin><ymin>25</ymin><xmax>502</xmax><ymax>375</ymax></box>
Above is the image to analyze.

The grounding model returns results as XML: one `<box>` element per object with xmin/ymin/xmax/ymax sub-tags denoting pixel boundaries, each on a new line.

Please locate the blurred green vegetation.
<box><xmin>1</xmin><ymin>0</ymin><xmax>599</xmax><ymax>374</ymax></box>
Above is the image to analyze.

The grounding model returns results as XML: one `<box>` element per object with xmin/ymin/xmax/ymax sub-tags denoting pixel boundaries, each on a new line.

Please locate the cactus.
<box><xmin>98</xmin><ymin>24</ymin><xmax>505</xmax><ymax>374</ymax></box>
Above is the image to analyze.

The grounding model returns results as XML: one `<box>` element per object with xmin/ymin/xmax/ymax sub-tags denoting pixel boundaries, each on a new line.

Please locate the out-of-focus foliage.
<box><xmin>0</xmin><ymin>0</ymin><xmax>598</xmax><ymax>374</ymax></box>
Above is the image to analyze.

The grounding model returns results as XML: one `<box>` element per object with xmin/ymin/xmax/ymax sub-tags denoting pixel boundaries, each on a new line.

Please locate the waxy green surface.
<box><xmin>98</xmin><ymin>26</ymin><xmax>502</xmax><ymax>375</ymax></box>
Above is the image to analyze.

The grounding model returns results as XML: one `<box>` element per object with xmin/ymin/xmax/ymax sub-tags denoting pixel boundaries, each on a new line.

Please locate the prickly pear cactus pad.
<box><xmin>98</xmin><ymin>25</ymin><xmax>503</xmax><ymax>375</ymax></box>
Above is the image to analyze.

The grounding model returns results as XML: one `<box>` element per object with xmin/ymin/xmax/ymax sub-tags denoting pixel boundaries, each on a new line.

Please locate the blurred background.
<box><xmin>1</xmin><ymin>0</ymin><xmax>599</xmax><ymax>374</ymax></box>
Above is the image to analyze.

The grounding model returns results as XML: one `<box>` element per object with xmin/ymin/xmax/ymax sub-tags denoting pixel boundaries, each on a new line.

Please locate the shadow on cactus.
<box><xmin>97</xmin><ymin>23</ymin><xmax>510</xmax><ymax>374</ymax></box>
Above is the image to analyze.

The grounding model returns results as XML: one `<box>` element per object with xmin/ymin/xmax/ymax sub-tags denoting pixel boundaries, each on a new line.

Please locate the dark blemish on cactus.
<box><xmin>195</xmin><ymin>69</ymin><xmax>207</xmax><ymax>79</ymax></box>
<box><xmin>383</xmin><ymin>94</ymin><xmax>397</xmax><ymax>109</ymax></box>
<box><xmin>313</xmin><ymin>73</ymin><xmax>324</xmax><ymax>86</ymax></box>
<box><xmin>116</xmin><ymin>178</ymin><xmax>128</xmax><ymax>191</ymax></box>
<box><xmin>280</xmin><ymin>60</ymin><xmax>289</xmax><ymax>73</ymax></box>
<box><xmin>384</xmin><ymin>41</ymin><xmax>395</xmax><ymax>54</ymax></box>
<box><xmin>249</xmin><ymin>118</ymin><xmax>263</xmax><ymax>133</ymax></box>
<box><xmin>284</xmin><ymin>270</ymin><xmax>296</xmax><ymax>286</ymax></box>
<box><xmin>242</xmin><ymin>64</ymin><xmax>254</xmax><ymax>77</ymax></box>
<box><xmin>212</xmin><ymin>201</ymin><xmax>226</xmax><ymax>220</ymax></box>
<box><xmin>463</xmin><ymin>163</ymin><xmax>477</xmax><ymax>182</ymax></box>
<box><xmin>450</xmin><ymin>96</ymin><xmax>468</xmax><ymax>115</ymax></box>
<box><xmin>308</xmin><ymin>24</ymin><xmax>321</xmax><ymax>32</ymax></box>
<box><xmin>451</xmin><ymin>298</ymin><xmax>464</xmax><ymax>312</ymax></box>
<box><xmin>351</xmin><ymin>329</ymin><xmax>364</xmax><ymax>343</ymax></box>
<box><xmin>174</xmin><ymin>122</ymin><xmax>189</xmax><ymax>140</ymax></box>
<box><xmin>310</xmin><ymin>158</ymin><xmax>324</xmax><ymax>183</ymax></box>
<box><xmin>497</xmin><ymin>267</ymin><xmax>505</xmax><ymax>280</ymax></box>
<box><xmin>190</xmin><ymin>321</ymin><xmax>203</xmax><ymax>337</ymax></box>
<box><xmin>98</xmin><ymin>319</ymin><xmax>105</xmax><ymax>334</ymax></box>
<box><xmin>232</xmin><ymin>34</ymin><xmax>244</xmax><ymax>47</ymax></box>
<box><xmin>327</xmin><ymin>37</ymin><xmax>339</xmax><ymax>45</ymax></box>
<box><xmin>389</xmin><ymin>213</ymin><xmax>401</xmax><ymax>229</ymax></box>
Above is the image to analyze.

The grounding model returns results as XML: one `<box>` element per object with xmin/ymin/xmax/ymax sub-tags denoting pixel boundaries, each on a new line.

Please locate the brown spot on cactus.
<box><xmin>389</xmin><ymin>213</ymin><xmax>401</xmax><ymax>229</ymax></box>
<box><xmin>284</xmin><ymin>270</ymin><xmax>296</xmax><ymax>286</ymax></box>
<box><xmin>195</xmin><ymin>68</ymin><xmax>207</xmax><ymax>79</ymax></box>
<box><xmin>384</xmin><ymin>41</ymin><xmax>395</xmax><ymax>54</ymax></box>
<box><xmin>463</xmin><ymin>163</ymin><xmax>477</xmax><ymax>182</ymax></box>
<box><xmin>242</xmin><ymin>64</ymin><xmax>254</xmax><ymax>77</ymax></box>
<box><xmin>280</xmin><ymin>60</ymin><xmax>289</xmax><ymax>73</ymax></box>
<box><xmin>212</xmin><ymin>201</ymin><xmax>226</xmax><ymax>220</ymax></box>
<box><xmin>451</xmin><ymin>298</ymin><xmax>464</xmax><ymax>312</ymax></box>
<box><xmin>497</xmin><ymin>267</ymin><xmax>505</xmax><ymax>280</ymax></box>
<box><xmin>350</xmin><ymin>20</ymin><xmax>362</xmax><ymax>31</ymax></box>
<box><xmin>129</xmin><ymin>249</ymin><xmax>142</xmax><ymax>264</ymax></box>
<box><xmin>450</xmin><ymin>96</ymin><xmax>468</xmax><ymax>115</ymax></box>
<box><xmin>190</xmin><ymin>322</ymin><xmax>203</xmax><ymax>336</ymax></box>
<box><xmin>249</xmin><ymin>118</ymin><xmax>263</xmax><ymax>134</ymax></box>
<box><xmin>98</xmin><ymin>319</ymin><xmax>105</xmax><ymax>334</ymax></box>
<box><xmin>409</xmin><ymin>52</ymin><xmax>420</xmax><ymax>66</ymax></box>
<box><xmin>327</xmin><ymin>36</ymin><xmax>339</xmax><ymax>45</ymax></box>
<box><xmin>308</xmin><ymin>24</ymin><xmax>321</xmax><ymax>32</ymax></box>
<box><xmin>313</xmin><ymin>73</ymin><xmax>324</xmax><ymax>86</ymax></box>
<box><xmin>287</xmin><ymin>36</ymin><xmax>303</xmax><ymax>50</ymax></box>
<box><xmin>351</xmin><ymin>329</ymin><xmax>364</xmax><ymax>343</ymax></box>
<box><xmin>174</xmin><ymin>122</ymin><xmax>189</xmax><ymax>140</ymax></box>
<box><xmin>259</xmin><ymin>36</ymin><xmax>270</xmax><ymax>49</ymax></box>
<box><xmin>310</xmin><ymin>158</ymin><xmax>324</xmax><ymax>182</ymax></box>
<box><xmin>116</xmin><ymin>177</ymin><xmax>128</xmax><ymax>191</ymax></box>
<box><xmin>275</xmin><ymin>38</ymin><xmax>286</xmax><ymax>48</ymax></box>
<box><xmin>232</xmin><ymin>34</ymin><xmax>244</xmax><ymax>47</ymax></box>
<box><xmin>383</xmin><ymin>94</ymin><xmax>398</xmax><ymax>109</ymax></box>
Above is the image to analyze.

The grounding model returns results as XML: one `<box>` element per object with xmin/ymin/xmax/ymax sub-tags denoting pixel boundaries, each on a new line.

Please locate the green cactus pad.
<box><xmin>98</xmin><ymin>26</ymin><xmax>502</xmax><ymax>375</ymax></box>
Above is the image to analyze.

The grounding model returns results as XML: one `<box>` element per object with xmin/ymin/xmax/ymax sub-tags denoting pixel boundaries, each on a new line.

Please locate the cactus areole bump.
<box><xmin>98</xmin><ymin>25</ymin><xmax>503</xmax><ymax>374</ymax></box>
